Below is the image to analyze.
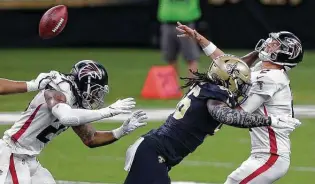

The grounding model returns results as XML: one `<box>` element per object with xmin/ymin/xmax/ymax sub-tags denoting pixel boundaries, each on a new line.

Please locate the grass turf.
<box><xmin>0</xmin><ymin>119</ymin><xmax>314</xmax><ymax>183</ymax></box>
<box><xmin>0</xmin><ymin>48</ymin><xmax>314</xmax><ymax>183</ymax></box>
<box><xmin>0</xmin><ymin>48</ymin><xmax>314</xmax><ymax>111</ymax></box>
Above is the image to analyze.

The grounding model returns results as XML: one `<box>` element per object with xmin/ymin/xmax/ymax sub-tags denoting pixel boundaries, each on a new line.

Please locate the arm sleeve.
<box><xmin>207</xmin><ymin>100</ymin><xmax>271</xmax><ymax>128</ymax></box>
<box><xmin>240</xmin><ymin>93</ymin><xmax>269</xmax><ymax>113</ymax></box>
<box><xmin>52</xmin><ymin>103</ymin><xmax>103</xmax><ymax>126</ymax></box>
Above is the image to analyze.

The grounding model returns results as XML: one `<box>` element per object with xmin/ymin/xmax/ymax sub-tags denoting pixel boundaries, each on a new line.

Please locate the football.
<box><xmin>39</xmin><ymin>5</ymin><xmax>68</xmax><ymax>39</ymax></box>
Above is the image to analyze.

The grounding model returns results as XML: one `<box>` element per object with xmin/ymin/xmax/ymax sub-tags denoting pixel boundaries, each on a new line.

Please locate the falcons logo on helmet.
<box><xmin>78</xmin><ymin>62</ymin><xmax>103</xmax><ymax>80</ymax></box>
<box><xmin>285</xmin><ymin>37</ymin><xmax>302</xmax><ymax>59</ymax></box>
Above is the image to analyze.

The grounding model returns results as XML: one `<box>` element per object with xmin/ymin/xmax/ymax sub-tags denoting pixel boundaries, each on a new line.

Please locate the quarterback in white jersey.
<box><xmin>176</xmin><ymin>23</ymin><xmax>303</xmax><ymax>183</ymax></box>
<box><xmin>0</xmin><ymin>60</ymin><xmax>148</xmax><ymax>184</ymax></box>
<box><xmin>224</xmin><ymin>31</ymin><xmax>303</xmax><ymax>184</ymax></box>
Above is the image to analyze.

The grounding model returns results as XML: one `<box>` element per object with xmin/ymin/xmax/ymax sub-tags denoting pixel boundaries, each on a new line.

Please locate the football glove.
<box><xmin>112</xmin><ymin>110</ymin><xmax>148</xmax><ymax>139</ymax></box>
<box><xmin>270</xmin><ymin>115</ymin><xmax>302</xmax><ymax>130</ymax></box>
<box><xmin>26</xmin><ymin>71</ymin><xmax>59</xmax><ymax>92</ymax></box>
<box><xmin>99</xmin><ymin>98</ymin><xmax>136</xmax><ymax>118</ymax></box>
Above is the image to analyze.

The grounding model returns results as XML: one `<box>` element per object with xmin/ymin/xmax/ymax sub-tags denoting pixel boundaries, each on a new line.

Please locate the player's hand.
<box><xmin>112</xmin><ymin>110</ymin><xmax>148</xmax><ymax>139</ymax></box>
<box><xmin>100</xmin><ymin>98</ymin><xmax>136</xmax><ymax>118</ymax></box>
<box><xmin>176</xmin><ymin>21</ymin><xmax>197</xmax><ymax>39</ymax></box>
<box><xmin>26</xmin><ymin>71</ymin><xmax>59</xmax><ymax>92</ymax></box>
<box><xmin>270</xmin><ymin>115</ymin><xmax>302</xmax><ymax>130</ymax></box>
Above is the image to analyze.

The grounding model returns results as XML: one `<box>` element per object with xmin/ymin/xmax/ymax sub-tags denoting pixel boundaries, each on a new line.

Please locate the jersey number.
<box><xmin>36</xmin><ymin>121</ymin><xmax>67</xmax><ymax>143</ymax></box>
<box><xmin>173</xmin><ymin>85</ymin><xmax>201</xmax><ymax>120</ymax></box>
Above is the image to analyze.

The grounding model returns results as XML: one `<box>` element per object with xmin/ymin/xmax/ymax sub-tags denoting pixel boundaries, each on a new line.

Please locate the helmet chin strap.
<box><xmin>283</xmin><ymin>65</ymin><xmax>292</xmax><ymax>71</ymax></box>
<box><xmin>259</xmin><ymin>52</ymin><xmax>292</xmax><ymax>71</ymax></box>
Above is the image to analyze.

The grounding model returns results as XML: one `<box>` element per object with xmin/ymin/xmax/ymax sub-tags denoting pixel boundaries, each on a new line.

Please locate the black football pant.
<box><xmin>124</xmin><ymin>139</ymin><xmax>171</xmax><ymax>184</ymax></box>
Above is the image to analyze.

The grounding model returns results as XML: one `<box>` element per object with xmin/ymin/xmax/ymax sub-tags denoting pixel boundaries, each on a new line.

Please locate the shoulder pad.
<box><xmin>48</xmin><ymin>71</ymin><xmax>76</xmax><ymax>106</ymax></box>
<box><xmin>199</xmin><ymin>83</ymin><xmax>236</xmax><ymax>107</ymax></box>
<box><xmin>49</xmin><ymin>71</ymin><xmax>67</xmax><ymax>84</ymax></box>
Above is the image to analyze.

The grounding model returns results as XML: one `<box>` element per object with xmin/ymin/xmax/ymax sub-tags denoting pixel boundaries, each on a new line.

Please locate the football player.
<box><xmin>123</xmin><ymin>54</ymin><xmax>300</xmax><ymax>184</ymax></box>
<box><xmin>177</xmin><ymin>23</ymin><xmax>303</xmax><ymax>183</ymax></box>
<box><xmin>0</xmin><ymin>60</ymin><xmax>148</xmax><ymax>184</ymax></box>
<box><xmin>0</xmin><ymin>72</ymin><xmax>55</xmax><ymax>95</ymax></box>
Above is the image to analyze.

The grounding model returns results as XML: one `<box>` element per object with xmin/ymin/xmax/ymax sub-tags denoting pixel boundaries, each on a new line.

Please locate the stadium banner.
<box><xmin>0</xmin><ymin>0</ymin><xmax>313</xmax><ymax>49</ymax></box>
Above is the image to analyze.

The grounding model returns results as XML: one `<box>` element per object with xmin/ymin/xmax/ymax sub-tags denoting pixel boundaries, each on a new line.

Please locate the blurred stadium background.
<box><xmin>0</xmin><ymin>0</ymin><xmax>315</xmax><ymax>183</ymax></box>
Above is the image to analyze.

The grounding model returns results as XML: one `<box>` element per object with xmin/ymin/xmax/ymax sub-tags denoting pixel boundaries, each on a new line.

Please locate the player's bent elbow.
<box><xmin>81</xmin><ymin>134</ymin><xmax>98</xmax><ymax>148</ymax></box>
<box><xmin>82</xmin><ymin>140</ymin><xmax>96</xmax><ymax>148</ymax></box>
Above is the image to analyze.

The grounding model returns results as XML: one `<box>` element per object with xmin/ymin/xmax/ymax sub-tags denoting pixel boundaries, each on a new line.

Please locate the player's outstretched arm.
<box><xmin>45</xmin><ymin>90</ymin><xmax>135</xmax><ymax>126</ymax></box>
<box><xmin>176</xmin><ymin>22</ymin><xmax>259</xmax><ymax>66</ymax></box>
<box><xmin>207</xmin><ymin>99</ymin><xmax>271</xmax><ymax>128</ymax></box>
<box><xmin>0</xmin><ymin>72</ymin><xmax>55</xmax><ymax>95</ymax></box>
<box><xmin>207</xmin><ymin>99</ymin><xmax>301</xmax><ymax>129</ymax></box>
<box><xmin>72</xmin><ymin>110</ymin><xmax>148</xmax><ymax>148</ymax></box>
<box><xmin>0</xmin><ymin>79</ymin><xmax>28</xmax><ymax>95</ymax></box>
<box><xmin>240</xmin><ymin>51</ymin><xmax>259</xmax><ymax>67</ymax></box>
<box><xmin>72</xmin><ymin>124</ymin><xmax>117</xmax><ymax>148</ymax></box>
<box><xmin>176</xmin><ymin>22</ymin><xmax>224</xmax><ymax>60</ymax></box>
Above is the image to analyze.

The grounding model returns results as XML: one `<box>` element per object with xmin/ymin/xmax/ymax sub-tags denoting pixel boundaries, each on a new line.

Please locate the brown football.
<box><xmin>39</xmin><ymin>5</ymin><xmax>68</xmax><ymax>39</ymax></box>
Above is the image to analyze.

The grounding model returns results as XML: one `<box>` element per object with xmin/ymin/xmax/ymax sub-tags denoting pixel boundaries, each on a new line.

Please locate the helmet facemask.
<box><xmin>232</xmin><ymin>77</ymin><xmax>251</xmax><ymax>105</ymax></box>
<box><xmin>71</xmin><ymin>60</ymin><xmax>109</xmax><ymax>110</ymax></box>
<box><xmin>223</xmin><ymin>70</ymin><xmax>251</xmax><ymax>106</ymax></box>
<box><xmin>80</xmin><ymin>76</ymin><xmax>109</xmax><ymax>109</ymax></box>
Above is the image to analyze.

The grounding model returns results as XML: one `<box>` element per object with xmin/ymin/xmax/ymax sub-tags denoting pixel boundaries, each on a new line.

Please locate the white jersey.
<box><xmin>246</xmin><ymin>69</ymin><xmax>293</xmax><ymax>157</ymax></box>
<box><xmin>2</xmin><ymin>73</ymin><xmax>77</xmax><ymax>156</ymax></box>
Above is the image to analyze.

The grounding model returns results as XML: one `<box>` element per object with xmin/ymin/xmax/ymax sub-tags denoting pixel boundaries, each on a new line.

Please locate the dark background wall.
<box><xmin>0</xmin><ymin>0</ymin><xmax>313</xmax><ymax>49</ymax></box>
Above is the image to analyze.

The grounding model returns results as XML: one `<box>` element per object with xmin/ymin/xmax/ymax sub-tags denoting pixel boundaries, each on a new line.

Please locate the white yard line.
<box><xmin>0</xmin><ymin>105</ymin><xmax>315</xmax><ymax>124</ymax></box>
<box><xmin>3</xmin><ymin>106</ymin><xmax>315</xmax><ymax>184</ymax></box>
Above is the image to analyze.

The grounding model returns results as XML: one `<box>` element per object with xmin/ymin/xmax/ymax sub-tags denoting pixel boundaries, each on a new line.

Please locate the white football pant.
<box><xmin>4</xmin><ymin>154</ymin><xmax>55</xmax><ymax>184</ymax></box>
<box><xmin>224</xmin><ymin>153</ymin><xmax>290</xmax><ymax>184</ymax></box>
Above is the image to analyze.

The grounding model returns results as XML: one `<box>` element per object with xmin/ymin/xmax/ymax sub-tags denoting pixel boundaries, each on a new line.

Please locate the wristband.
<box><xmin>112</xmin><ymin>127</ymin><xmax>124</xmax><ymax>139</ymax></box>
<box><xmin>26</xmin><ymin>81</ymin><xmax>37</xmax><ymax>92</ymax></box>
<box><xmin>203</xmin><ymin>42</ymin><xmax>217</xmax><ymax>56</ymax></box>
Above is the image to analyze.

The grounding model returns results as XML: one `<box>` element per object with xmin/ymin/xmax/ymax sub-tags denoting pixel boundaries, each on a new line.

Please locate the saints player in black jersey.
<box><xmin>123</xmin><ymin>55</ymin><xmax>300</xmax><ymax>184</ymax></box>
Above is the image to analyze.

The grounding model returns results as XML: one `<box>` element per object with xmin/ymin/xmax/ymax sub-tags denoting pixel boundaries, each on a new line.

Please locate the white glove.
<box><xmin>99</xmin><ymin>98</ymin><xmax>136</xmax><ymax>118</ymax></box>
<box><xmin>26</xmin><ymin>71</ymin><xmax>59</xmax><ymax>92</ymax></box>
<box><xmin>112</xmin><ymin>110</ymin><xmax>148</xmax><ymax>139</ymax></box>
<box><xmin>270</xmin><ymin>115</ymin><xmax>302</xmax><ymax>130</ymax></box>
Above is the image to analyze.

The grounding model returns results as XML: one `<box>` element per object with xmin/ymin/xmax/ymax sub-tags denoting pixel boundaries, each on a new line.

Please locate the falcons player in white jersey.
<box><xmin>176</xmin><ymin>23</ymin><xmax>303</xmax><ymax>183</ymax></box>
<box><xmin>224</xmin><ymin>32</ymin><xmax>303</xmax><ymax>184</ymax></box>
<box><xmin>0</xmin><ymin>60</ymin><xmax>148</xmax><ymax>184</ymax></box>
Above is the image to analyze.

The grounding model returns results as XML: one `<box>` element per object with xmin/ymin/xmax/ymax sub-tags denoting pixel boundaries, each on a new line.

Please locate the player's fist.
<box><xmin>176</xmin><ymin>22</ymin><xmax>196</xmax><ymax>39</ymax></box>
<box><xmin>270</xmin><ymin>115</ymin><xmax>301</xmax><ymax>130</ymax></box>
<box><xmin>99</xmin><ymin>98</ymin><xmax>136</xmax><ymax>118</ymax></box>
<box><xmin>112</xmin><ymin>110</ymin><xmax>148</xmax><ymax>139</ymax></box>
<box><xmin>26</xmin><ymin>71</ymin><xmax>59</xmax><ymax>92</ymax></box>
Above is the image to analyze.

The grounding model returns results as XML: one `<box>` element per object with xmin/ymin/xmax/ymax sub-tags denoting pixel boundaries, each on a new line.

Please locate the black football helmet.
<box><xmin>255</xmin><ymin>31</ymin><xmax>303</xmax><ymax>69</ymax></box>
<box><xmin>70</xmin><ymin>60</ymin><xmax>109</xmax><ymax>109</ymax></box>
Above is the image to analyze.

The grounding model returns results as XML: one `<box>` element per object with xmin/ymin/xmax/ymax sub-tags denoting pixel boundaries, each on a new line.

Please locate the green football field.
<box><xmin>0</xmin><ymin>49</ymin><xmax>314</xmax><ymax>183</ymax></box>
